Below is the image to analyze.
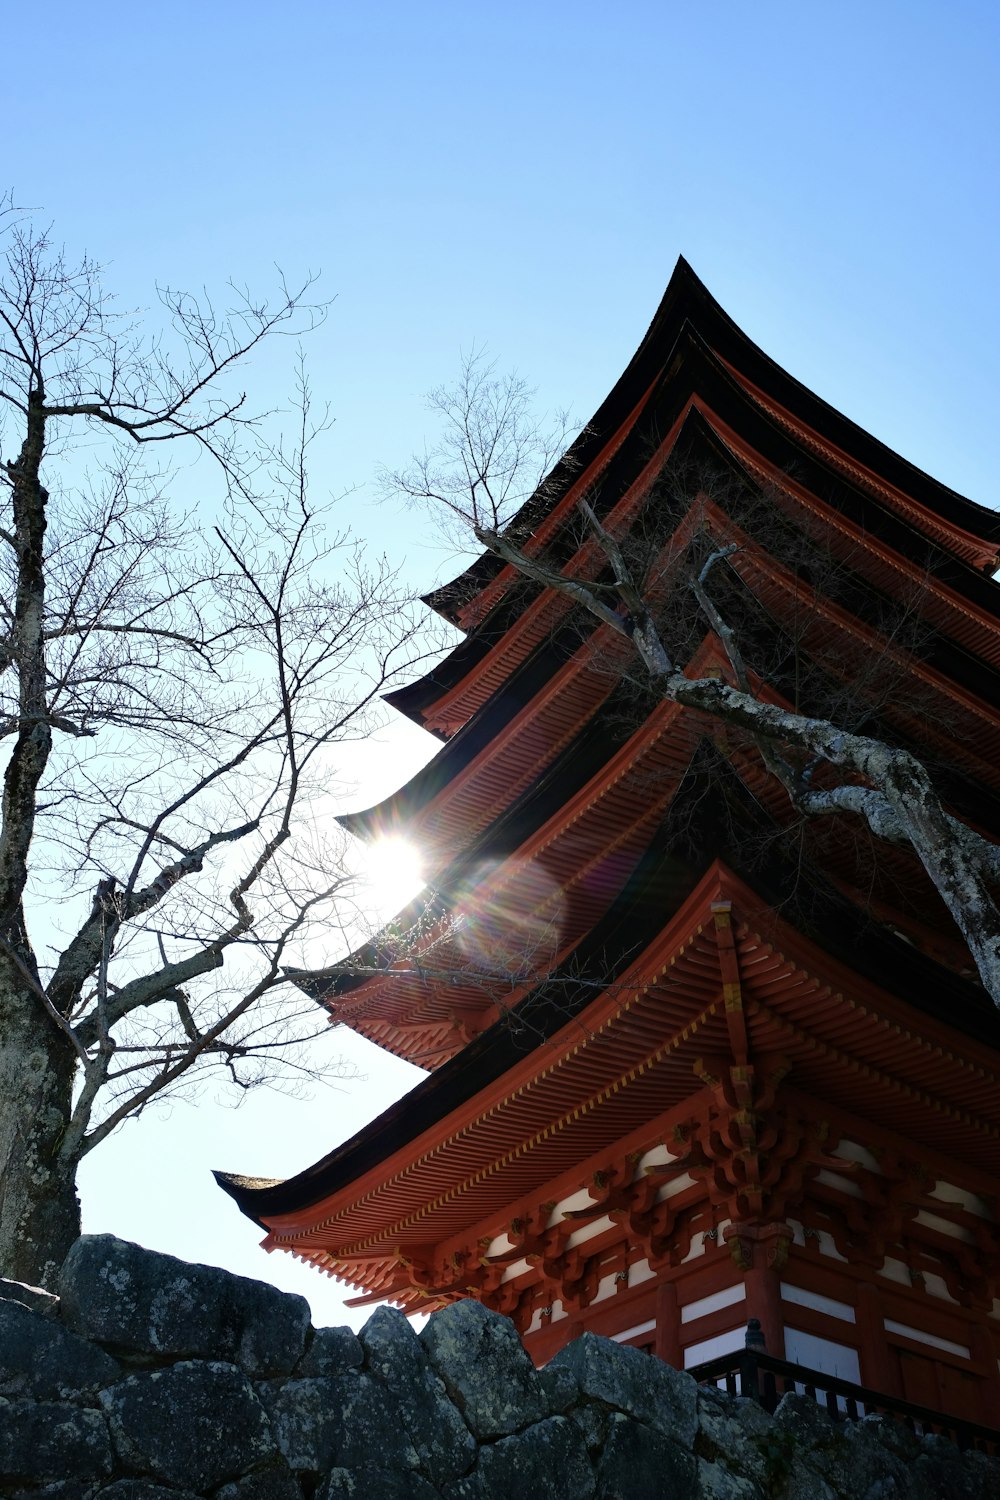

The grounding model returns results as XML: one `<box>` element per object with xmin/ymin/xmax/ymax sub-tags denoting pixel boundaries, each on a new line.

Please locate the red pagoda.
<box><xmin>219</xmin><ymin>261</ymin><xmax>1000</xmax><ymax>1427</ymax></box>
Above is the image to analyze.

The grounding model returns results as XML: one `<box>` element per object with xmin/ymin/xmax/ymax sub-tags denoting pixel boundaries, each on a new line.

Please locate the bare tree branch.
<box><xmin>0</xmin><ymin>206</ymin><xmax>426</xmax><ymax>1282</ymax></box>
<box><xmin>395</xmin><ymin>349</ymin><xmax>1000</xmax><ymax>1012</ymax></box>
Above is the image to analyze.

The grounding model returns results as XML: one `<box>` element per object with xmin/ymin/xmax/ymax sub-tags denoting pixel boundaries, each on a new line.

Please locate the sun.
<box><xmin>360</xmin><ymin>836</ymin><xmax>425</xmax><ymax>921</ymax></box>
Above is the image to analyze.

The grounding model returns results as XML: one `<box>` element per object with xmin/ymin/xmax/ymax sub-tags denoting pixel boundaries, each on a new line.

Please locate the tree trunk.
<box><xmin>0</xmin><ymin>971</ymin><xmax>80</xmax><ymax>1286</ymax></box>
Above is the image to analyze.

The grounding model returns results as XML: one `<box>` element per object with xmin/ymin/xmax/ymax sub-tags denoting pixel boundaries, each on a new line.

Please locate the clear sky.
<box><xmin>8</xmin><ymin>1</ymin><xmax>1000</xmax><ymax>1325</ymax></box>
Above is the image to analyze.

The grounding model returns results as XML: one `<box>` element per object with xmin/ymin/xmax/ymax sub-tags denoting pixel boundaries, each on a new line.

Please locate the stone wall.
<box><xmin>1</xmin><ymin>1236</ymin><xmax>997</xmax><ymax>1499</ymax></box>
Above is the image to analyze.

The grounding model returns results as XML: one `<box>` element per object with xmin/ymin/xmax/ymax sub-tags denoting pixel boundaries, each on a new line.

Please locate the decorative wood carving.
<box><xmin>648</xmin><ymin>1058</ymin><xmax>857</xmax><ymax>1225</ymax></box>
<box><xmin>724</xmin><ymin>1219</ymin><xmax>794</xmax><ymax>1272</ymax></box>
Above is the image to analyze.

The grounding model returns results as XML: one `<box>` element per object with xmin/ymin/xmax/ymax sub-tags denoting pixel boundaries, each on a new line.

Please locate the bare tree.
<box><xmin>388</xmin><ymin>353</ymin><xmax>1000</xmax><ymax>1011</ymax></box>
<box><xmin>0</xmin><ymin>204</ymin><xmax>419</xmax><ymax>1284</ymax></box>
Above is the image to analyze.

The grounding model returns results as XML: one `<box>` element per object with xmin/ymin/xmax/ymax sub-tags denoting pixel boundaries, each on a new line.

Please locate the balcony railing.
<box><xmin>687</xmin><ymin>1345</ymin><xmax>1000</xmax><ymax>1457</ymax></box>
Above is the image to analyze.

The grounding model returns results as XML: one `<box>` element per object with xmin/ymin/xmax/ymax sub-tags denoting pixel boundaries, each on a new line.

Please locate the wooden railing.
<box><xmin>687</xmin><ymin>1347</ymin><xmax>1000</xmax><ymax>1456</ymax></box>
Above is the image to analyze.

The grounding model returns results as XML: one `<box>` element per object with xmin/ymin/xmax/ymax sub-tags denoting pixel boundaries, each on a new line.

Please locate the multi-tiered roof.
<box><xmin>220</xmin><ymin>263</ymin><xmax>1000</xmax><ymax>1416</ymax></box>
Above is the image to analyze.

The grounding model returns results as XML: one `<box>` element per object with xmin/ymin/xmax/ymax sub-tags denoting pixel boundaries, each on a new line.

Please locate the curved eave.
<box><xmin>220</xmin><ymin>802</ymin><xmax>1000</xmax><ymax>1230</ymax></box>
<box><xmin>420</xmin><ymin>256</ymin><xmax>709</xmax><ymax>625</ymax></box>
<box><xmin>388</xmin><ymin>338</ymin><xmax>1000</xmax><ymax>739</ymax></box>
<box><xmin>318</xmin><ymin>591</ymin><xmax>1000</xmax><ymax>1056</ymax></box>
<box><xmin>424</xmin><ymin>258</ymin><xmax>1000</xmax><ymax>631</ymax></box>
<box><xmin>339</xmin><ymin>401</ymin><xmax>1000</xmax><ymax>867</ymax></box>
<box><xmin>337</xmin><ymin>619</ymin><xmax>585</xmax><ymax>847</ymax></box>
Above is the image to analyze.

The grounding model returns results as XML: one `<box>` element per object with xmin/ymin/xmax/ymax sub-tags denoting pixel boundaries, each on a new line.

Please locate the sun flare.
<box><xmin>361</xmin><ymin>836</ymin><xmax>425</xmax><ymax>921</ymax></box>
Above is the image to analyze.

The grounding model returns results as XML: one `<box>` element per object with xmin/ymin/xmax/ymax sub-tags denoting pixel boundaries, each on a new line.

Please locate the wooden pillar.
<box><xmin>654</xmin><ymin>1280</ymin><xmax>681</xmax><ymax>1368</ymax></box>
<box><xmin>967</xmin><ymin>1320</ymin><xmax>1000</xmax><ymax>1428</ymax></box>
<box><xmin>724</xmin><ymin>1221</ymin><xmax>791</xmax><ymax>1360</ymax></box>
<box><xmin>855</xmin><ymin>1281</ymin><xmax>898</xmax><ymax>1397</ymax></box>
<box><xmin>743</xmin><ymin>1266</ymin><xmax>785</xmax><ymax>1360</ymax></box>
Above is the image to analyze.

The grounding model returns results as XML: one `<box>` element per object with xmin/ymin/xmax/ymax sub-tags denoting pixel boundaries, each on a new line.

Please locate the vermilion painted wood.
<box><xmin>219</xmin><ymin>261</ymin><xmax>1000</xmax><ymax>1425</ymax></box>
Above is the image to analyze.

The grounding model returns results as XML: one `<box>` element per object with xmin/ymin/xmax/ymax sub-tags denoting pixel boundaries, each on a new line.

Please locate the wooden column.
<box><xmin>724</xmin><ymin>1222</ymin><xmax>791</xmax><ymax>1360</ymax></box>
<box><xmin>967</xmin><ymin>1320</ymin><xmax>1000</xmax><ymax>1428</ymax></box>
<box><xmin>654</xmin><ymin>1279</ymin><xmax>681</xmax><ymax>1368</ymax></box>
<box><xmin>854</xmin><ymin>1281</ymin><xmax>899</xmax><ymax>1397</ymax></box>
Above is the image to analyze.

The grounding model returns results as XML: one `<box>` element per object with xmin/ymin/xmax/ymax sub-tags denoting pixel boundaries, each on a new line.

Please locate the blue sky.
<box><xmin>9</xmin><ymin>2</ymin><xmax>1000</xmax><ymax>1321</ymax></box>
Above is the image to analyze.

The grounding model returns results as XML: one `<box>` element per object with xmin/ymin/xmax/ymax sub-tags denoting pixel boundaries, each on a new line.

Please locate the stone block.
<box><xmin>548</xmin><ymin>1332</ymin><xmax>698</xmax><ymax>1448</ymax></box>
<box><xmin>361</xmin><ymin>1305</ymin><xmax>474</xmax><ymax>1485</ymax></box>
<box><xmin>696</xmin><ymin>1385</ymin><xmax>773</xmax><ymax>1489</ymax></box>
<box><xmin>834</xmin><ymin>1414</ymin><xmax>932</xmax><ymax>1499</ymax></box>
<box><xmin>260</xmin><ymin>1372</ymin><xmax>419</xmax><ymax>1475</ymax></box>
<box><xmin>421</xmin><ymin>1299</ymin><xmax>548</xmax><ymax>1440</ymax></box>
<box><xmin>59</xmin><ymin>1235</ymin><xmax>310</xmax><ymax>1375</ymax></box>
<box><xmin>215</xmin><ymin>1464</ymin><xmax>305</xmax><ymax>1499</ymax></box>
<box><xmin>444</xmin><ymin>1416</ymin><xmax>594</xmax><ymax>1500</ymax></box>
<box><xmin>771</xmin><ymin>1392</ymin><xmax>849</xmax><ymax>1486</ymax></box>
<box><xmin>775</xmin><ymin>1455</ymin><xmax>838</xmax><ymax>1500</ymax></box>
<box><xmin>97</xmin><ymin>1483</ymin><xmax>200</xmax><ymax>1499</ymax></box>
<box><xmin>569</xmin><ymin>1401</ymin><xmax>609</xmax><ymax>1454</ymax></box>
<box><xmin>256</xmin><ymin>1376</ymin><xmax>348</xmax><ymax>1473</ymax></box>
<box><xmin>694</xmin><ymin>1459</ymin><xmax>764</xmax><ymax>1500</ymax></box>
<box><xmin>539</xmin><ymin>1361</ymin><xmax>579</xmax><ymax>1413</ymax></box>
<box><xmin>317</xmin><ymin>1468</ymin><xmax>443</xmax><ymax>1499</ymax></box>
<box><xmin>7</xmin><ymin>1483</ymin><xmax>103</xmax><ymax>1500</ymax></box>
<box><xmin>0</xmin><ymin>1276</ymin><xmax>59</xmax><ymax>1316</ymax></box>
<box><xmin>98</xmin><ymin>1360</ymin><xmax>274</xmax><ymax>1491</ymax></box>
<box><xmin>0</xmin><ymin>1298</ymin><xmax>119</xmax><ymax>1401</ymax></box>
<box><xmin>296</xmin><ymin>1324</ymin><xmax>363</xmax><ymax>1376</ymax></box>
<box><xmin>593</xmin><ymin>1411</ymin><xmax>696</xmax><ymax>1500</ymax></box>
<box><xmin>913</xmin><ymin>1433</ymin><xmax>1000</xmax><ymax>1500</ymax></box>
<box><xmin>0</xmin><ymin>1400</ymin><xmax>112</xmax><ymax>1484</ymax></box>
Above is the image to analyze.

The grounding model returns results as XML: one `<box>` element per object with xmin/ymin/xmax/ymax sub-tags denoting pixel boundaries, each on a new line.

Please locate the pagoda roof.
<box><xmin>224</xmin><ymin>745</ymin><xmax>1000</xmax><ymax>1218</ymax></box>
<box><xmin>222</xmin><ymin>265</ymin><xmax>1000</xmax><ymax>1306</ymax></box>
<box><xmin>417</xmin><ymin>258</ymin><xmax>1000</xmax><ymax>641</ymax></box>
<box><xmin>313</xmin><ymin>533</ymin><xmax>1000</xmax><ymax>1070</ymax></box>
<box><xmin>317</xmin><ymin>506</ymin><xmax>1000</xmax><ymax>1069</ymax></box>
<box><xmin>386</xmin><ymin>374</ymin><xmax>1000</xmax><ymax>759</ymax></box>
<box><xmin>219</xmin><ymin>840</ymin><xmax>1000</xmax><ymax>1302</ymax></box>
<box><xmin>349</xmin><ymin>439</ymin><xmax>1000</xmax><ymax>875</ymax></box>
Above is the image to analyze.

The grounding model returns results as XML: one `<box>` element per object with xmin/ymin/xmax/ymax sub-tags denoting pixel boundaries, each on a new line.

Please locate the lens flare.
<box><xmin>454</xmin><ymin>859</ymin><xmax>565</xmax><ymax>977</ymax></box>
<box><xmin>361</xmin><ymin>837</ymin><xmax>425</xmax><ymax>921</ymax></box>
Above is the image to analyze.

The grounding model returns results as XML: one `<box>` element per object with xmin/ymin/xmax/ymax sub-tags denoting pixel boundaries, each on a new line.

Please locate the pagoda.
<box><xmin>219</xmin><ymin>261</ymin><xmax>1000</xmax><ymax>1426</ymax></box>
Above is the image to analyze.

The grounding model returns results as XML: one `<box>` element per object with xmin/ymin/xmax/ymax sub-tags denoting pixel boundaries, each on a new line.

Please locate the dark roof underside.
<box><xmin>219</xmin><ymin>749</ymin><xmax>1000</xmax><ymax>1224</ymax></box>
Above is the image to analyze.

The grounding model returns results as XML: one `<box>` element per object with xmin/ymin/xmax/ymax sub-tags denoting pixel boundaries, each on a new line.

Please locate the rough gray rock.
<box><xmin>911</xmin><ymin>1433</ymin><xmax>1000</xmax><ymax>1500</ymax></box>
<box><xmin>833</xmin><ymin>1414</ymin><xmax>934</xmax><ymax>1500</ymax></box>
<box><xmin>260</xmin><ymin>1372</ymin><xmax>419</xmax><ymax>1476</ymax></box>
<box><xmin>3</xmin><ymin>1246</ymin><xmax>998</xmax><ymax>1500</ymax></box>
<box><xmin>444</xmin><ymin>1415</ymin><xmax>594</xmax><ymax>1500</ymax></box>
<box><xmin>569</xmin><ymin>1401</ymin><xmax>610</xmax><ymax>1455</ymax></box>
<box><xmin>693</xmin><ymin>1459</ymin><xmax>764</xmax><ymax>1500</ymax></box>
<box><xmin>776</xmin><ymin>1456</ymin><xmax>838</xmax><ymax>1500</ymax></box>
<box><xmin>316</xmin><ymin>1468</ymin><xmax>443</xmax><ymax>1499</ymax></box>
<box><xmin>215</xmin><ymin>1465</ymin><xmax>305</xmax><ymax>1500</ymax></box>
<box><xmin>6</xmin><ymin>1484</ymin><xmax>102</xmax><ymax>1500</ymax></box>
<box><xmin>549</xmin><ymin>1330</ymin><xmax>699</xmax><ymax>1448</ymax></box>
<box><xmin>771</xmin><ymin>1393</ymin><xmax>851</xmax><ymax>1487</ymax></box>
<box><xmin>98</xmin><ymin>1360</ymin><xmax>274</xmax><ymax>1491</ymax></box>
<box><xmin>59</xmin><ymin>1236</ymin><xmax>309</xmax><ymax>1376</ymax></box>
<box><xmin>0</xmin><ymin>1277</ymin><xmax>59</xmax><ymax>1316</ymax></box>
<box><xmin>296</xmin><ymin>1325</ymin><xmax>363</xmax><ymax>1376</ymax></box>
<box><xmin>256</xmin><ymin>1378</ymin><xmax>344</xmax><ymax>1474</ymax></box>
<box><xmin>0</xmin><ymin>1400</ymin><xmax>113</xmax><ymax>1485</ymax></box>
<box><xmin>5</xmin><ymin>1482</ymin><xmax>101</xmax><ymax>1494</ymax></box>
<box><xmin>360</xmin><ymin>1305</ymin><xmax>474</xmax><ymax>1486</ymax></box>
<box><xmin>695</xmin><ymin>1385</ymin><xmax>774</xmax><ymax>1491</ymax></box>
<box><xmin>96</xmin><ymin>1483</ymin><xmax>201</xmax><ymax>1499</ymax></box>
<box><xmin>768</xmin><ymin>1396</ymin><xmax>876</xmax><ymax>1499</ymax></box>
<box><xmin>593</xmin><ymin>1410</ymin><xmax>697</xmax><ymax>1500</ymax></box>
<box><xmin>0</xmin><ymin>1298</ymin><xmax>119</xmax><ymax>1401</ymax></box>
<box><xmin>421</xmin><ymin>1299</ymin><xmax>548</xmax><ymax>1440</ymax></box>
<box><xmin>539</xmin><ymin>1361</ymin><xmax>580</xmax><ymax>1413</ymax></box>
